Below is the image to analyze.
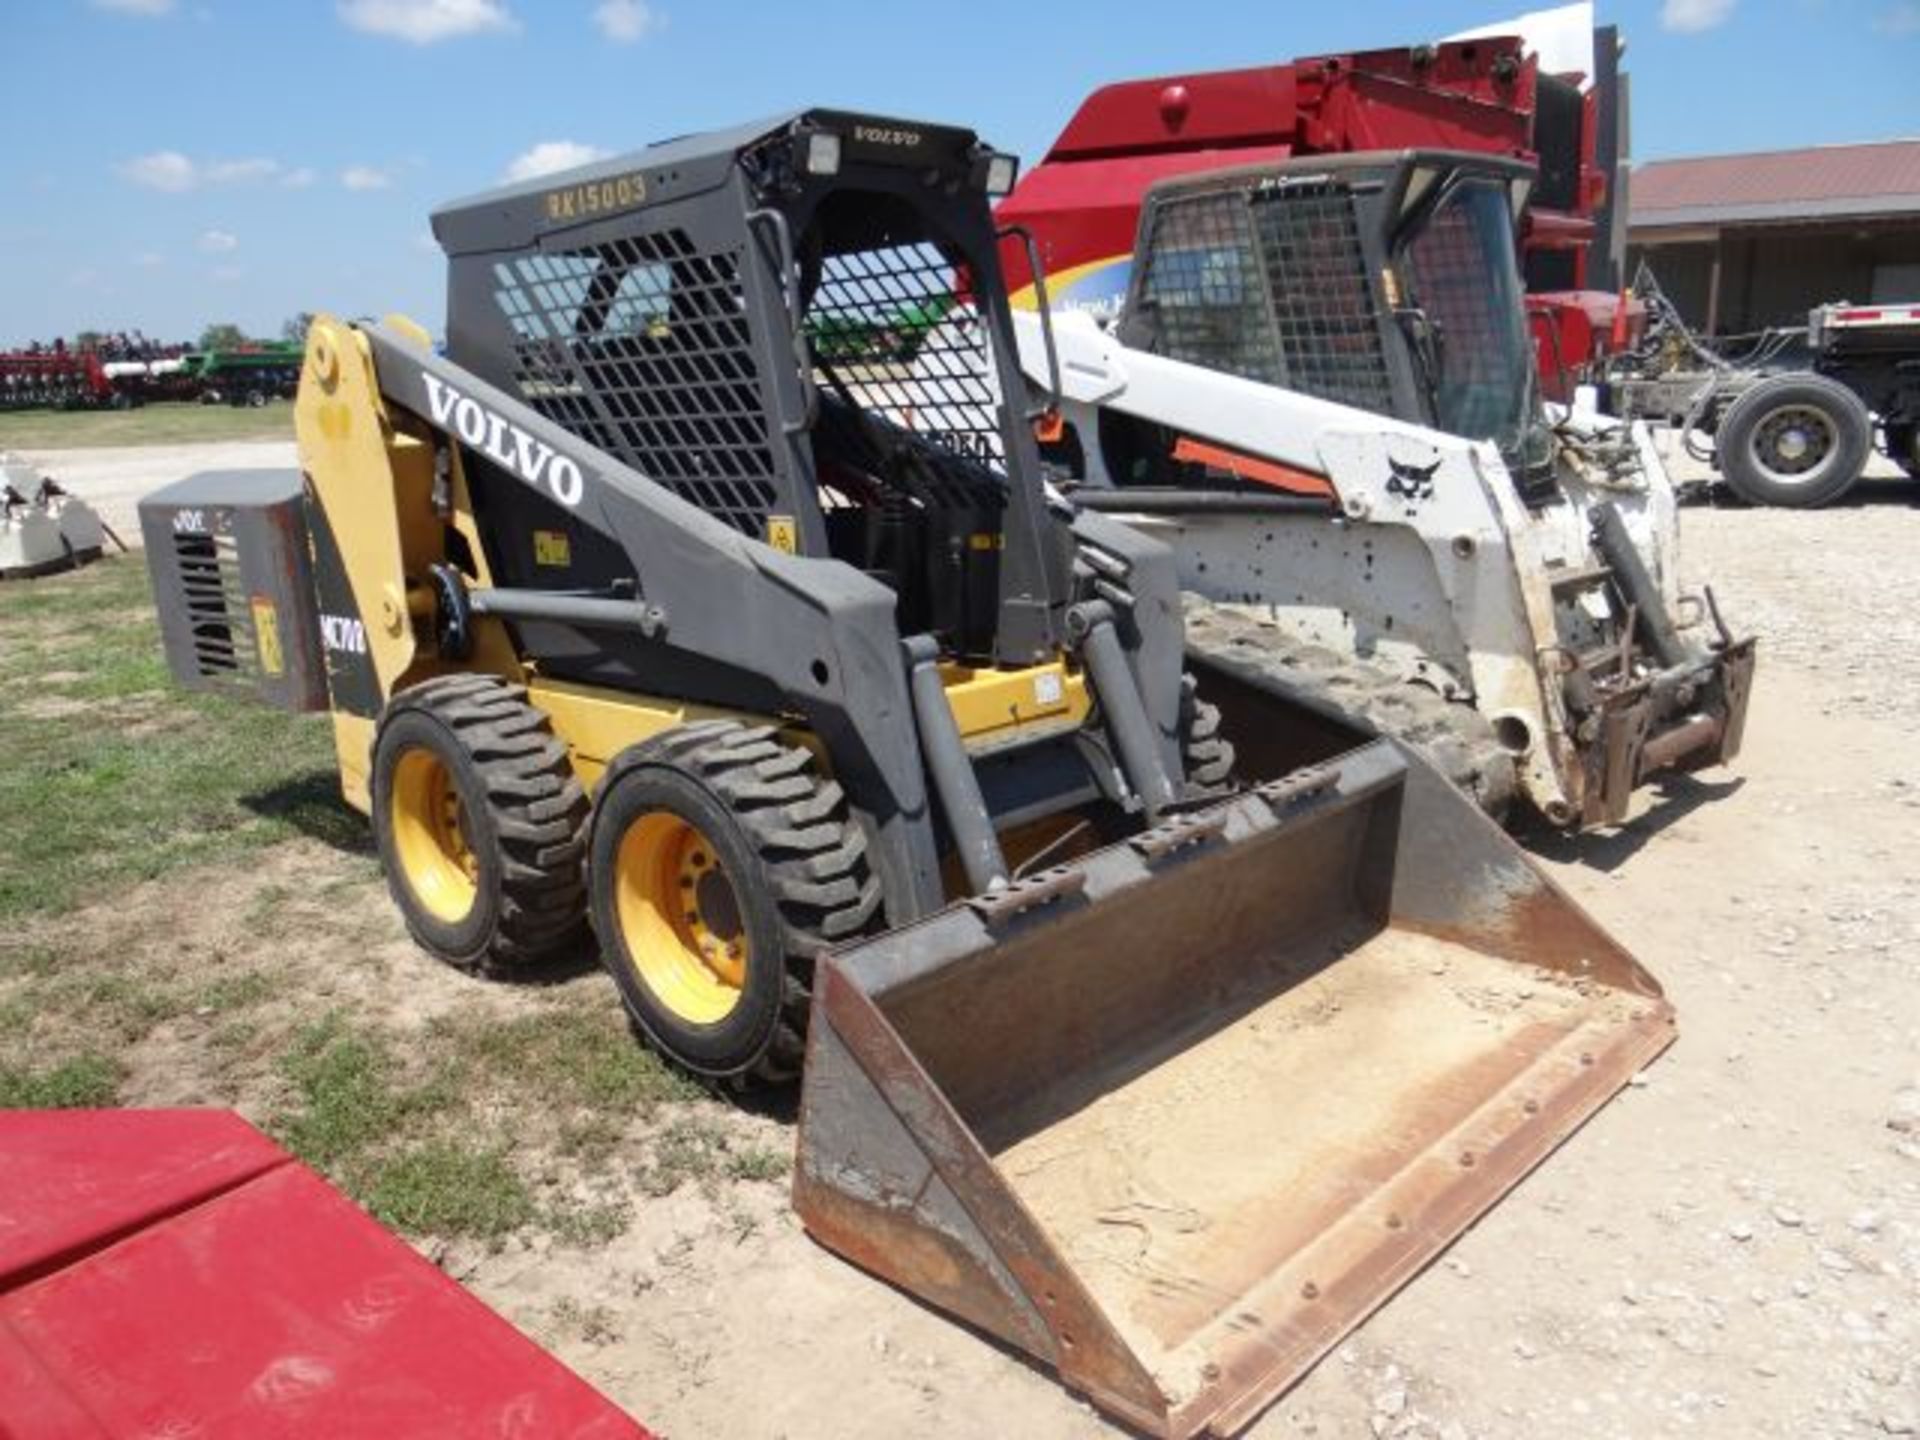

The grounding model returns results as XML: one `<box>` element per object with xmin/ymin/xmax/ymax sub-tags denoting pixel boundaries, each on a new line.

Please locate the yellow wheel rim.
<box><xmin>389</xmin><ymin>748</ymin><xmax>480</xmax><ymax>924</ymax></box>
<box><xmin>614</xmin><ymin>812</ymin><xmax>748</xmax><ymax>1025</ymax></box>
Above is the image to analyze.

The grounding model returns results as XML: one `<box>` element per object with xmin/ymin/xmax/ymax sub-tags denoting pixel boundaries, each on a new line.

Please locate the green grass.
<box><xmin>0</xmin><ymin>402</ymin><xmax>290</xmax><ymax>450</ymax></box>
<box><xmin>41</xmin><ymin>970</ymin><xmax>188</xmax><ymax>1044</ymax></box>
<box><xmin>637</xmin><ymin>1114</ymin><xmax>789</xmax><ymax>1197</ymax></box>
<box><xmin>275</xmin><ymin>1014</ymin><xmax>446</xmax><ymax>1170</ymax></box>
<box><xmin>0</xmin><ymin>557</ymin><xmax>350</xmax><ymax>918</ymax></box>
<box><xmin>368</xmin><ymin>1142</ymin><xmax>535</xmax><ymax>1240</ymax></box>
<box><xmin>196</xmin><ymin>971</ymin><xmax>275</xmax><ymax>1014</ymax></box>
<box><xmin>0</xmin><ymin>1052</ymin><xmax>124</xmax><ymax>1108</ymax></box>
<box><xmin>438</xmin><ymin>1004</ymin><xmax>699</xmax><ymax>1114</ymax></box>
<box><xmin>0</xmin><ymin>557</ymin><xmax>752</xmax><ymax>1251</ymax></box>
<box><xmin>544</xmin><ymin>1197</ymin><xmax>633</xmax><ymax>1247</ymax></box>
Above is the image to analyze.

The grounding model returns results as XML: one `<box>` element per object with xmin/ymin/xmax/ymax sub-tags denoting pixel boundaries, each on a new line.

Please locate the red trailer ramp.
<box><xmin>0</xmin><ymin>1109</ymin><xmax>648</xmax><ymax>1439</ymax></box>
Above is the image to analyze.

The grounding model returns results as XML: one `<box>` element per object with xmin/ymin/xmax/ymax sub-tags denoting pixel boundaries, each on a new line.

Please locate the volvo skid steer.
<box><xmin>1000</xmin><ymin>149</ymin><xmax>1755</xmax><ymax>828</ymax></box>
<box><xmin>140</xmin><ymin>112</ymin><xmax>1672</xmax><ymax>1437</ymax></box>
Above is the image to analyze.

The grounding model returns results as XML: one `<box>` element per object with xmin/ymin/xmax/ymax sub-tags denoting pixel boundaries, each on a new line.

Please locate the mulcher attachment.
<box><xmin>794</xmin><ymin>740</ymin><xmax>1673</xmax><ymax>1438</ymax></box>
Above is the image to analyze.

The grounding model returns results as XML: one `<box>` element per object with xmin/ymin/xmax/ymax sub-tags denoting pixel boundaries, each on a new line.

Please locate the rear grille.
<box><xmin>1248</xmin><ymin>183</ymin><xmax>1395</xmax><ymax>414</ymax></box>
<box><xmin>492</xmin><ymin>229</ymin><xmax>778</xmax><ymax>538</ymax></box>
<box><xmin>173</xmin><ymin>531</ymin><xmax>254</xmax><ymax>679</ymax></box>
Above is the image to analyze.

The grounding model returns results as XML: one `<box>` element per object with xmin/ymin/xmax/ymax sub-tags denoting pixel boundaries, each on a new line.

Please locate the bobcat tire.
<box><xmin>371</xmin><ymin>675</ymin><xmax>590</xmax><ymax>976</ymax></box>
<box><xmin>589</xmin><ymin>720</ymin><xmax>883</xmax><ymax>1087</ymax></box>
<box><xmin>1184</xmin><ymin>597</ymin><xmax>1515</xmax><ymax>820</ymax></box>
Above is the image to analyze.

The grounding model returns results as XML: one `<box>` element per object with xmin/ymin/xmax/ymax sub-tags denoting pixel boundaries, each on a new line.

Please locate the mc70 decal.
<box><xmin>318</xmin><ymin>613</ymin><xmax>368</xmax><ymax>655</ymax></box>
<box><xmin>423</xmin><ymin>373</ymin><xmax>584</xmax><ymax>508</ymax></box>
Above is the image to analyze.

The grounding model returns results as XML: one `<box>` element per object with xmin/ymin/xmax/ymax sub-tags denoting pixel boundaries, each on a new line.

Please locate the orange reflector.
<box><xmin>1034</xmin><ymin>409</ymin><xmax>1065</xmax><ymax>444</ymax></box>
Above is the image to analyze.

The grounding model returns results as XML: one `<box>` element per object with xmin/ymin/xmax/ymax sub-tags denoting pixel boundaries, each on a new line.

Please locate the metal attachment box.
<box><xmin>139</xmin><ymin>469</ymin><xmax>328</xmax><ymax>713</ymax></box>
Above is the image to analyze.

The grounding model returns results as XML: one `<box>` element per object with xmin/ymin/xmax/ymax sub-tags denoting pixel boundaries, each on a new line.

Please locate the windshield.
<box><xmin>1401</xmin><ymin>177</ymin><xmax>1549</xmax><ymax>473</ymax></box>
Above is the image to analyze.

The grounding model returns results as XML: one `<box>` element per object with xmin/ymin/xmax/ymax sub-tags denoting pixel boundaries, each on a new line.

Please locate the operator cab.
<box><xmin>432</xmin><ymin>110</ymin><xmax>1066</xmax><ymax>666</ymax></box>
<box><xmin>1116</xmin><ymin>149</ymin><xmax>1559</xmax><ymax>496</ymax></box>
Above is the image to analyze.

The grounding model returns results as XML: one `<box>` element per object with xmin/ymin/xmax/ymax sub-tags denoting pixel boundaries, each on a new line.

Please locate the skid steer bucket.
<box><xmin>795</xmin><ymin>739</ymin><xmax>1672</xmax><ymax>1438</ymax></box>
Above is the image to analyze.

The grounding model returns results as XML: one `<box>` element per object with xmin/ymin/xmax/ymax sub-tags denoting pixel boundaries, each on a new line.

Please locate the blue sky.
<box><xmin>5</xmin><ymin>0</ymin><xmax>1916</xmax><ymax>346</ymax></box>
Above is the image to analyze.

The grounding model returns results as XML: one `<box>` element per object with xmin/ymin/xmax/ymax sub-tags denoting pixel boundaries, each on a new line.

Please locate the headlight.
<box><xmin>805</xmin><ymin>131</ymin><xmax>842</xmax><ymax>176</ymax></box>
<box><xmin>984</xmin><ymin>152</ymin><xmax>1018</xmax><ymax>198</ymax></box>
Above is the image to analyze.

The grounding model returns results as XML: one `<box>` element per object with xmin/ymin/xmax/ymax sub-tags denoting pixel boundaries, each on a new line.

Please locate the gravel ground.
<box><xmin>466</xmin><ymin>435</ymin><xmax>1919</xmax><ymax>1440</ymax></box>
<box><xmin>11</xmin><ymin>433</ymin><xmax>1919</xmax><ymax>1439</ymax></box>
<box><xmin>1256</xmin><ymin>436</ymin><xmax>1920</xmax><ymax>1440</ymax></box>
<box><xmin>15</xmin><ymin>440</ymin><xmax>296</xmax><ymax>545</ymax></box>
<box><xmin>1660</xmin><ymin>431</ymin><xmax>1920</xmax><ymax>722</ymax></box>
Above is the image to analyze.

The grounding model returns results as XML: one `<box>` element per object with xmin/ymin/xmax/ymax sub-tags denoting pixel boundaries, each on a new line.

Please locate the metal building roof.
<box><xmin>1629</xmin><ymin>138</ymin><xmax>1920</xmax><ymax>229</ymax></box>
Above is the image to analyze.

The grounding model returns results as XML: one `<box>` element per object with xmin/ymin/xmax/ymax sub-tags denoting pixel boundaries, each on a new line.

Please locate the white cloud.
<box><xmin>89</xmin><ymin>0</ymin><xmax>176</xmax><ymax>15</ymax></box>
<box><xmin>281</xmin><ymin>167</ymin><xmax>318</xmax><ymax>189</ymax></box>
<box><xmin>197</xmin><ymin>229</ymin><xmax>239</xmax><ymax>253</ymax></box>
<box><xmin>119</xmin><ymin>151</ymin><xmax>281</xmax><ymax>191</ymax></box>
<box><xmin>203</xmin><ymin>157</ymin><xmax>279</xmax><ymax>185</ymax></box>
<box><xmin>415</xmin><ymin>228</ymin><xmax>442</xmax><ymax>253</ymax></box>
<box><xmin>119</xmin><ymin>151</ymin><xmax>197</xmax><ymax>192</ymax></box>
<box><xmin>502</xmin><ymin>140</ymin><xmax>608</xmax><ymax>183</ymax></box>
<box><xmin>133</xmin><ymin>251</ymin><xmax>165</xmax><ymax>267</ymax></box>
<box><xmin>341</xmin><ymin>165</ymin><xmax>395</xmax><ymax>191</ymax></box>
<box><xmin>337</xmin><ymin>0</ymin><xmax>517</xmax><ymax>44</ymax></box>
<box><xmin>210</xmin><ymin>265</ymin><xmax>244</xmax><ymax>282</ymax></box>
<box><xmin>1660</xmin><ymin>0</ymin><xmax>1735</xmax><ymax>32</ymax></box>
<box><xmin>592</xmin><ymin>0</ymin><xmax>660</xmax><ymax>43</ymax></box>
<box><xmin>1877</xmin><ymin>2</ymin><xmax>1920</xmax><ymax>33</ymax></box>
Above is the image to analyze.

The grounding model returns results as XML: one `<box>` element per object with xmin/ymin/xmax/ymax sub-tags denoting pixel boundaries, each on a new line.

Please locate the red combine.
<box><xmin>996</xmin><ymin>12</ymin><xmax>1638</xmax><ymax>397</ymax></box>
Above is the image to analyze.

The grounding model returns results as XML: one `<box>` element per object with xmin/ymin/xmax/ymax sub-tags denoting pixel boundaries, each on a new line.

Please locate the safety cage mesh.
<box><xmin>1136</xmin><ymin>183</ymin><xmax>1395</xmax><ymax>415</ymax></box>
<box><xmin>491</xmin><ymin>229</ymin><xmax>778</xmax><ymax>538</ymax></box>
<box><xmin>805</xmin><ymin>242</ymin><xmax>1007</xmax><ymax>485</ymax></box>
<box><xmin>1248</xmin><ymin>181</ymin><xmax>1396</xmax><ymax>414</ymax></box>
<box><xmin>1135</xmin><ymin>194</ymin><xmax>1283</xmax><ymax>386</ymax></box>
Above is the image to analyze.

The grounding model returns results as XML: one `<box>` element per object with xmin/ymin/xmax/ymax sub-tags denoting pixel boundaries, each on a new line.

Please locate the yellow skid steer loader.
<box><xmin>139</xmin><ymin>110</ymin><xmax>1671</xmax><ymax>1436</ymax></box>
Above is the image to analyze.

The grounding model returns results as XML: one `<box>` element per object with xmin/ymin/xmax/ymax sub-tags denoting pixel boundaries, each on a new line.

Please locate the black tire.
<box><xmin>1183</xmin><ymin>598</ymin><xmax>1516</xmax><ymax>820</ymax></box>
<box><xmin>1718</xmin><ymin>374</ymin><xmax>1871</xmax><ymax>508</ymax></box>
<box><xmin>1178</xmin><ymin>671</ymin><xmax>1236</xmax><ymax>797</ymax></box>
<box><xmin>588</xmin><ymin>720</ymin><xmax>883</xmax><ymax>1086</ymax></box>
<box><xmin>371</xmin><ymin>675</ymin><xmax>589</xmax><ymax>974</ymax></box>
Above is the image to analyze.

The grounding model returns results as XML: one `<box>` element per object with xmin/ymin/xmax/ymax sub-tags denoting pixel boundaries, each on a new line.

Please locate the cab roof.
<box><xmin>431</xmin><ymin>108</ymin><xmax>982</xmax><ymax>258</ymax></box>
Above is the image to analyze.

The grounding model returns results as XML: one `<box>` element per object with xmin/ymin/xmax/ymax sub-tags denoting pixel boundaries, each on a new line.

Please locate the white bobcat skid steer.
<box><xmin>1004</xmin><ymin>150</ymin><xmax>1753</xmax><ymax>828</ymax></box>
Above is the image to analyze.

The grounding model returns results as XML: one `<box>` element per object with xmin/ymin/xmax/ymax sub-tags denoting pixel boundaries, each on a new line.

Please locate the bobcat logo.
<box><xmin>1385</xmin><ymin>455</ymin><xmax>1441</xmax><ymax>503</ymax></box>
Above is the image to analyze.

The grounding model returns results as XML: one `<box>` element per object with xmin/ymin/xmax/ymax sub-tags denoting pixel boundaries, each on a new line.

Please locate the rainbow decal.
<box><xmin>1011</xmin><ymin>253</ymin><xmax>1134</xmax><ymax>319</ymax></box>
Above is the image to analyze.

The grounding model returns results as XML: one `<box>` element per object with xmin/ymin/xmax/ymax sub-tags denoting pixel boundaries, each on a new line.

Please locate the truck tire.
<box><xmin>371</xmin><ymin>675</ymin><xmax>590</xmax><ymax>975</ymax></box>
<box><xmin>588</xmin><ymin>720</ymin><xmax>883</xmax><ymax>1086</ymax></box>
<box><xmin>1183</xmin><ymin>598</ymin><xmax>1516</xmax><ymax>820</ymax></box>
<box><xmin>1717</xmin><ymin>374</ymin><xmax>1871</xmax><ymax>508</ymax></box>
